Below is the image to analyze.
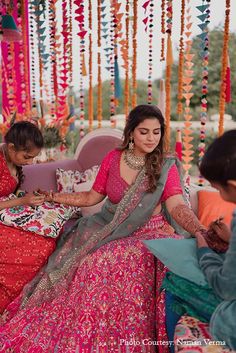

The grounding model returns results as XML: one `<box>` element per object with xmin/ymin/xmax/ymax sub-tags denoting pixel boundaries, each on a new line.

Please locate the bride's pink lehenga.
<box><xmin>0</xmin><ymin>150</ymin><xmax>183</xmax><ymax>353</ymax></box>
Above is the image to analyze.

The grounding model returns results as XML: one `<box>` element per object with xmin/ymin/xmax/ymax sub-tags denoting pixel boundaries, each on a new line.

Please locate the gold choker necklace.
<box><xmin>124</xmin><ymin>150</ymin><xmax>145</xmax><ymax>170</ymax></box>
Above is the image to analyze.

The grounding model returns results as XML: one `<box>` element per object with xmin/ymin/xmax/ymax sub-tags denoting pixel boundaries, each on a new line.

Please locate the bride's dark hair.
<box><xmin>120</xmin><ymin>104</ymin><xmax>166</xmax><ymax>192</ymax></box>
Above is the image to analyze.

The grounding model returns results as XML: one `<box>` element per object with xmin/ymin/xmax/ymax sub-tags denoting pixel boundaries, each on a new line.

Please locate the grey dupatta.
<box><xmin>18</xmin><ymin>156</ymin><xmax>189</xmax><ymax>310</ymax></box>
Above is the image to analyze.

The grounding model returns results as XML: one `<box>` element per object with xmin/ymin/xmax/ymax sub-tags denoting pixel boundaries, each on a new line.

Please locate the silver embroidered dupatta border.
<box><xmin>18</xmin><ymin>157</ymin><xmax>185</xmax><ymax>310</ymax></box>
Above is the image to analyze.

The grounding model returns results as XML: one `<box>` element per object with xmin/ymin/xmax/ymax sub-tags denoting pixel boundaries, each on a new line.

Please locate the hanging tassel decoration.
<box><xmin>225</xmin><ymin>54</ymin><xmax>231</xmax><ymax>103</ymax></box>
<box><xmin>114</xmin><ymin>55</ymin><xmax>122</xmax><ymax>99</ymax></box>
<box><xmin>218</xmin><ymin>0</ymin><xmax>230</xmax><ymax>136</ymax></box>
<box><xmin>124</xmin><ymin>0</ymin><xmax>130</xmax><ymax>118</ymax></box>
<box><xmin>181</xmin><ymin>0</ymin><xmax>195</xmax><ymax>175</ymax></box>
<box><xmin>176</xmin><ymin>0</ymin><xmax>185</xmax><ymax>115</ymax></box>
<box><xmin>131</xmin><ymin>0</ymin><xmax>137</xmax><ymax>108</ymax></box>
<box><xmin>164</xmin><ymin>0</ymin><xmax>173</xmax><ymax>150</ymax></box>
<box><xmin>196</xmin><ymin>1</ymin><xmax>211</xmax><ymax>186</ymax></box>
<box><xmin>160</xmin><ymin>0</ymin><xmax>166</xmax><ymax>61</ymax></box>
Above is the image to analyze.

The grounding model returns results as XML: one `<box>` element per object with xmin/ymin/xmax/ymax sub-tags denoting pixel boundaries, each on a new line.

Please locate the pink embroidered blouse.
<box><xmin>93</xmin><ymin>150</ymin><xmax>182</xmax><ymax>205</ymax></box>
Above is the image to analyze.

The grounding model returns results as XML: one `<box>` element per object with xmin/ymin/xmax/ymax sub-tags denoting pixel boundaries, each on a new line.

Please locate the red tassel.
<box><xmin>175</xmin><ymin>129</ymin><xmax>182</xmax><ymax>161</ymax></box>
<box><xmin>225</xmin><ymin>56</ymin><xmax>231</xmax><ymax>103</ymax></box>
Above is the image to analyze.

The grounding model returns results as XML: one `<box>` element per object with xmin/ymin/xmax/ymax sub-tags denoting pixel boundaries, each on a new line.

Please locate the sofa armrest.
<box><xmin>22</xmin><ymin>159</ymin><xmax>81</xmax><ymax>192</ymax></box>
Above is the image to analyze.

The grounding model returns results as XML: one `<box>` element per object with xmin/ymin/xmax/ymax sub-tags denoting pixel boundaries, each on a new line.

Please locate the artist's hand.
<box><xmin>21</xmin><ymin>192</ymin><xmax>45</xmax><ymax>206</ymax></box>
<box><xmin>209</xmin><ymin>218</ymin><xmax>231</xmax><ymax>243</ymax></box>
<box><xmin>195</xmin><ymin>230</ymin><xmax>209</xmax><ymax>248</ymax></box>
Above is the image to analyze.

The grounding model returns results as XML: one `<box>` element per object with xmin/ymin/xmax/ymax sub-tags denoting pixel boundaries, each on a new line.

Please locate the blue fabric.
<box><xmin>143</xmin><ymin>238</ymin><xmax>207</xmax><ymax>286</ymax></box>
<box><xmin>165</xmin><ymin>291</ymin><xmax>181</xmax><ymax>353</ymax></box>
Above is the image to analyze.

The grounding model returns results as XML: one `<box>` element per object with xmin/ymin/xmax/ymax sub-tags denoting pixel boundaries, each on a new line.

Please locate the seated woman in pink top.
<box><xmin>0</xmin><ymin>105</ymin><xmax>205</xmax><ymax>353</ymax></box>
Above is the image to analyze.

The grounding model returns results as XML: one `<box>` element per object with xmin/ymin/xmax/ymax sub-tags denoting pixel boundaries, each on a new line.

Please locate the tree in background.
<box><xmin>75</xmin><ymin>79</ymin><xmax>159</xmax><ymax>120</ymax></box>
<box><xmin>154</xmin><ymin>28</ymin><xmax>236</xmax><ymax>121</ymax></box>
<box><xmin>73</xmin><ymin>28</ymin><xmax>236</xmax><ymax>123</ymax></box>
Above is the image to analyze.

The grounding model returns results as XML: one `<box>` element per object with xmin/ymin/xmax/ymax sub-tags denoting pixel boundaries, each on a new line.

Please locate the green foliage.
<box><xmin>75</xmin><ymin>79</ymin><xmax>159</xmax><ymax>120</ymax></box>
<box><xmin>155</xmin><ymin>28</ymin><xmax>236</xmax><ymax>121</ymax></box>
<box><xmin>42</xmin><ymin>126</ymin><xmax>62</xmax><ymax>148</ymax></box>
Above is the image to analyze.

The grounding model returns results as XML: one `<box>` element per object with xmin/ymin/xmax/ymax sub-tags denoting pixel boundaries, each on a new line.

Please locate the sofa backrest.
<box><xmin>21</xmin><ymin>128</ymin><xmax>123</xmax><ymax>192</ymax></box>
<box><xmin>22</xmin><ymin>159</ymin><xmax>80</xmax><ymax>192</ymax></box>
<box><xmin>75</xmin><ymin>128</ymin><xmax>123</xmax><ymax>170</ymax></box>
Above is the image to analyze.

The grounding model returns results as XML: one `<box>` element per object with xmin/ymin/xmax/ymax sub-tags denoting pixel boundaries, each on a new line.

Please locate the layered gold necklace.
<box><xmin>124</xmin><ymin>150</ymin><xmax>145</xmax><ymax>170</ymax></box>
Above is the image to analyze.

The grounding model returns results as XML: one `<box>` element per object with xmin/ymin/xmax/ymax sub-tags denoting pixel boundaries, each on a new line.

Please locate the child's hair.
<box><xmin>4</xmin><ymin>121</ymin><xmax>44</xmax><ymax>151</ymax></box>
<box><xmin>4</xmin><ymin>121</ymin><xmax>44</xmax><ymax>187</ymax></box>
<box><xmin>199</xmin><ymin>130</ymin><xmax>236</xmax><ymax>185</ymax></box>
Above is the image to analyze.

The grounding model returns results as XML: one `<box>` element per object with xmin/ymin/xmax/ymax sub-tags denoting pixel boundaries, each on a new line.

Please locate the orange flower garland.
<box><xmin>218</xmin><ymin>0</ymin><xmax>230</xmax><ymax>136</ymax></box>
<box><xmin>176</xmin><ymin>0</ymin><xmax>185</xmax><ymax>115</ymax></box>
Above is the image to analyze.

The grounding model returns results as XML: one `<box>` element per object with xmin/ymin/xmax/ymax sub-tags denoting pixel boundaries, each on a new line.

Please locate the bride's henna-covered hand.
<box><xmin>209</xmin><ymin>219</ymin><xmax>231</xmax><ymax>243</ymax></box>
<box><xmin>170</xmin><ymin>204</ymin><xmax>206</xmax><ymax>236</ymax></box>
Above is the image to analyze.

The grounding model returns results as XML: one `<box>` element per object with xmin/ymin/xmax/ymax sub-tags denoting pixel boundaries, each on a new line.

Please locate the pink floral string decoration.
<box><xmin>28</xmin><ymin>0</ymin><xmax>37</xmax><ymax>111</ymax></box>
<box><xmin>6</xmin><ymin>42</ymin><xmax>17</xmax><ymax>115</ymax></box>
<box><xmin>74</xmin><ymin>0</ymin><xmax>87</xmax><ymax>138</ymax></box>
<box><xmin>181</xmin><ymin>0</ymin><xmax>195</xmax><ymax>174</ymax></box>
<box><xmin>16</xmin><ymin>0</ymin><xmax>25</xmax><ymax>114</ymax></box>
<box><xmin>224</xmin><ymin>54</ymin><xmax>231</xmax><ymax>103</ymax></box>
<box><xmin>88</xmin><ymin>0</ymin><xmax>93</xmax><ymax>131</ymax></box>
<box><xmin>122</xmin><ymin>0</ymin><xmax>130</xmax><ymax>118</ymax></box>
<box><xmin>0</xmin><ymin>2</ymin><xmax>2</xmax><ymax>37</ymax></box>
<box><xmin>142</xmin><ymin>0</ymin><xmax>154</xmax><ymax>104</ymax></box>
<box><xmin>1</xmin><ymin>1</ymin><xmax>16</xmax><ymax>117</ymax></box>
<box><xmin>56</xmin><ymin>0</ymin><xmax>70</xmax><ymax>121</ymax></box>
<box><xmin>97</xmin><ymin>0</ymin><xmax>103</xmax><ymax>128</ymax></box>
<box><xmin>20</xmin><ymin>0</ymin><xmax>31</xmax><ymax>116</ymax></box>
<box><xmin>48</xmin><ymin>0</ymin><xmax>57</xmax><ymax>120</ymax></box>
<box><xmin>131</xmin><ymin>0</ymin><xmax>137</xmax><ymax>108</ymax></box>
<box><xmin>108</xmin><ymin>2</ymin><xmax>115</xmax><ymax>119</ymax></box>
<box><xmin>160</xmin><ymin>0</ymin><xmax>166</xmax><ymax>62</ymax></box>
<box><xmin>196</xmin><ymin>0</ymin><xmax>211</xmax><ymax>186</ymax></box>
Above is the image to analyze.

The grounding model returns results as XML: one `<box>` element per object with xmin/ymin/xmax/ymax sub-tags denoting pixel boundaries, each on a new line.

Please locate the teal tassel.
<box><xmin>114</xmin><ymin>56</ymin><xmax>122</xmax><ymax>99</ymax></box>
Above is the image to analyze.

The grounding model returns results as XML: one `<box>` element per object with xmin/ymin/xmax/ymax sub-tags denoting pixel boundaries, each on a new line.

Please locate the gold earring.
<box><xmin>129</xmin><ymin>137</ymin><xmax>134</xmax><ymax>151</ymax></box>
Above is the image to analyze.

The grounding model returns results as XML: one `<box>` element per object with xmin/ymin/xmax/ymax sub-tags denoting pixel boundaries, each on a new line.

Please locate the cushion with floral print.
<box><xmin>56</xmin><ymin>165</ymin><xmax>100</xmax><ymax>193</ymax></box>
<box><xmin>0</xmin><ymin>193</ymin><xmax>79</xmax><ymax>238</ymax></box>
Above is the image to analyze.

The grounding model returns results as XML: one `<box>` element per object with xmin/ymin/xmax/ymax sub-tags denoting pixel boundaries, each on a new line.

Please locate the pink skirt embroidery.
<box><xmin>0</xmin><ymin>214</ymin><xmax>182</xmax><ymax>353</ymax></box>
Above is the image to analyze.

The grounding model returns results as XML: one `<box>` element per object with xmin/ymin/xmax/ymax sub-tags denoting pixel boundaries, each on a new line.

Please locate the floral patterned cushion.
<box><xmin>175</xmin><ymin>315</ymin><xmax>230</xmax><ymax>353</ymax></box>
<box><xmin>56</xmin><ymin>166</ymin><xmax>100</xmax><ymax>193</ymax></box>
<box><xmin>0</xmin><ymin>194</ymin><xmax>78</xmax><ymax>238</ymax></box>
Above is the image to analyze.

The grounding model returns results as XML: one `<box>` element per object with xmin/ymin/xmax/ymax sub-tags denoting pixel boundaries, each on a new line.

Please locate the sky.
<box><xmin>66</xmin><ymin>0</ymin><xmax>236</xmax><ymax>91</ymax></box>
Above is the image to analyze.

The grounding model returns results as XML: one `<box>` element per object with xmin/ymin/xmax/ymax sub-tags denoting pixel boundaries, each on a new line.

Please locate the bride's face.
<box><xmin>131</xmin><ymin>118</ymin><xmax>162</xmax><ymax>156</ymax></box>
